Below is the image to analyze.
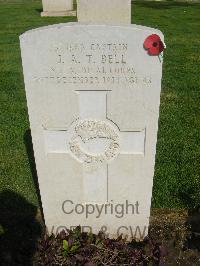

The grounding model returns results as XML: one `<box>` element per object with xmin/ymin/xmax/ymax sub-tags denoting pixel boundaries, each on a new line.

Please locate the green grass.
<box><xmin>0</xmin><ymin>1</ymin><xmax>199</xmax><ymax>209</ymax></box>
<box><xmin>133</xmin><ymin>1</ymin><xmax>200</xmax><ymax>208</ymax></box>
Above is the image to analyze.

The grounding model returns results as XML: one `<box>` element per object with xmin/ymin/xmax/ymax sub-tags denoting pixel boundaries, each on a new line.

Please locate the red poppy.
<box><xmin>143</xmin><ymin>34</ymin><xmax>164</xmax><ymax>56</ymax></box>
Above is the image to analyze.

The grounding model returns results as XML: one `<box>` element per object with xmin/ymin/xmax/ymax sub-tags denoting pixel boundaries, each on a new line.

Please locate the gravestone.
<box><xmin>41</xmin><ymin>0</ymin><xmax>76</xmax><ymax>17</ymax></box>
<box><xmin>20</xmin><ymin>23</ymin><xmax>164</xmax><ymax>240</ymax></box>
<box><xmin>77</xmin><ymin>0</ymin><xmax>131</xmax><ymax>23</ymax></box>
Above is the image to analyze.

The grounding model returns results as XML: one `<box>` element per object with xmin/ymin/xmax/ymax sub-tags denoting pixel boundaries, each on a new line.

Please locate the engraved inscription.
<box><xmin>33</xmin><ymin>42</ymin><xmax>152</xmax><ymax>86</ymax></box>
<box><xmin>69</xmin><ymin>120</ymin><xmax>120</xmax><ymax>164</ymax></box>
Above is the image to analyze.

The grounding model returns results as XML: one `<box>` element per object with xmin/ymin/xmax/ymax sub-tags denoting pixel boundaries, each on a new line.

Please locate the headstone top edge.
<box><xmin>19</xmin><ymin>23</ymin><xmax>164</xmax><ymax>40</ymax></box>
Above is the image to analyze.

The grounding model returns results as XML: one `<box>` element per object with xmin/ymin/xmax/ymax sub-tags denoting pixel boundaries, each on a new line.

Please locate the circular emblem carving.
<box><xmin>69</xmin><ymin>120</ymin><xmax>120</xmax><ymax>164</ymax></box>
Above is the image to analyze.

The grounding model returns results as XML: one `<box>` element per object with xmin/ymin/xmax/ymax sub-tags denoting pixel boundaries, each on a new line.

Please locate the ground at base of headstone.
<box><xmin>0</xmin><ymin>209</ymin><xmax>199</xmax><ymax>265</ymax></box>
<box><xmin>30</xmin><ymin>209</ymin><xmax>199</xmax><ymax>265</ymax></box>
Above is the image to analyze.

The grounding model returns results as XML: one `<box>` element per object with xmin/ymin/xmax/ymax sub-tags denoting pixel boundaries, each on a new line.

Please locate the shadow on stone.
<box><xmin>0</xmin><ymin>190</ymin><xmax>42</xmax><ymax>265</ymax></box>
<box><xmin>24</xmin><ymin>129</ymin><xmax>44</xmax><ymax>223</ymax></box>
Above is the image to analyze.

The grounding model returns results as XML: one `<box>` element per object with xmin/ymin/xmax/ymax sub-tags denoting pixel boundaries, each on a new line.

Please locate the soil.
<box><xmin>0</xmin><ymin>209</ymin><xmax>200</xmax><ymax>265</ymax></box>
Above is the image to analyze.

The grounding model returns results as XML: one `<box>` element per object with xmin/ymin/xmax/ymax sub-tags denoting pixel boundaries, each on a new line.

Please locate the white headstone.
<box><xmin>20</xmin><ymin>23</ymin><xmax>164</xmax><ymax>240</ymax></box>
<box><xmin>41</xmin><ymin>0</ymin><xmax>76</xmax><ymax>17</ymax></box>
<box><xmin>77</xmin><ymin>0</ymin><xmax>131</xmax><ymax>23</ymax></box>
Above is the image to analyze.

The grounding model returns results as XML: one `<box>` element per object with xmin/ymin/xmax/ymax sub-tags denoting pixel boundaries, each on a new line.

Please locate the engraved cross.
<box><xmin>44</xmin><ymin>90</ymin><xmax>145</xmax><ymax>203</ymax></box>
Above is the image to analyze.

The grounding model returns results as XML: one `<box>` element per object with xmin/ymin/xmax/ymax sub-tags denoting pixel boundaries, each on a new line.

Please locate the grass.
<box><xmin>0</xmin><ymin>0</ymin><xmax>199</xmax><ymax>211</ymax></box>
<box><xmin>133</xmin><ymin>1</ymin><xmax>200</xmax><ymax>208</ymax></box>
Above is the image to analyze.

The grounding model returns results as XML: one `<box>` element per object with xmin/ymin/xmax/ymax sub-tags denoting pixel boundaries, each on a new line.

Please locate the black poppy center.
<box><xmin>153</xmin><ymin>42</ymin><xmax>158</xmax><ymax>47</ymax></box>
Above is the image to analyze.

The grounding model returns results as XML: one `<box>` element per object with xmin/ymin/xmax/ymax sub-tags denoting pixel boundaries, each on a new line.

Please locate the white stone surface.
<box><xmin>20</xmin><ymin>23</ymin><xmax>164</xmax><ymax>240</ymax></box>
<box><xmin>77</xmin><ymin>0</ymin><xmax>131</xmax><ymax>23</ymax></box>
<box><xmin>41</xmin><ymin>0</ymin><xmax>76</xmax><ymax>17</ymax></box>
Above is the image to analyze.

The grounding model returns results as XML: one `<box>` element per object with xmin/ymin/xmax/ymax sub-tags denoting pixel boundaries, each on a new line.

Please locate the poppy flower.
<box><xmin>143</xmin><ymin>34</ymin><xmax>164</xmax><ymax>56</ymax></box>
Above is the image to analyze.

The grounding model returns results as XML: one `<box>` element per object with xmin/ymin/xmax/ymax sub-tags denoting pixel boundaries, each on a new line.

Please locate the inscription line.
<box><xmin>75</xmin><ymin>90</ymin><xmax>112</xmax><ymax>92</ymax></box>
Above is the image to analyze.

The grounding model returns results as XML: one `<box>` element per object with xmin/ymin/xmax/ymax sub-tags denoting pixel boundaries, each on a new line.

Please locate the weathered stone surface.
<box><xmin>77</xmin><ymin>0</ymin><xmax>131</xmax><ymax>23</ymax></box>
<box><xmin>20</xmin><ymin>23</ymin><xmax>164</xmax><ymax>240</ymax></box>
<box><xmin>41</xmin><ymin>0</ymin><xmax>76</xmax><ymax>17</ymax></box>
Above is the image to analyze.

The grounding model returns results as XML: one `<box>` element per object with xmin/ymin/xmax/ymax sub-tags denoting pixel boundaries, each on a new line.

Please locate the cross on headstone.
<box><xmin>20</xmin><ymin>22</ymin><xmax>164</xmax><ymax>239</ymax></box>
<box><xmin>44</xmin><ymin>90</ymin><xmax>145</xmax><ymax>203</ymax></box>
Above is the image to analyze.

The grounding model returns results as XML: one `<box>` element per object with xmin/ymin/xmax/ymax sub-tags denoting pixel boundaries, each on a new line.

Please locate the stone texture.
<box><xmin>41</xmin><ymin>0</ymin><xmax>76</xmax><ymax>17</ymax></box>
<box><xmin>77</xmin><ymin>0</ymin><xmax>131</xmax><ymax>23</ymax></box>
<box><xmin>20</xmin><ymin>23</ymin><xmax>164</xmax><ymax>240</ymax></box>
